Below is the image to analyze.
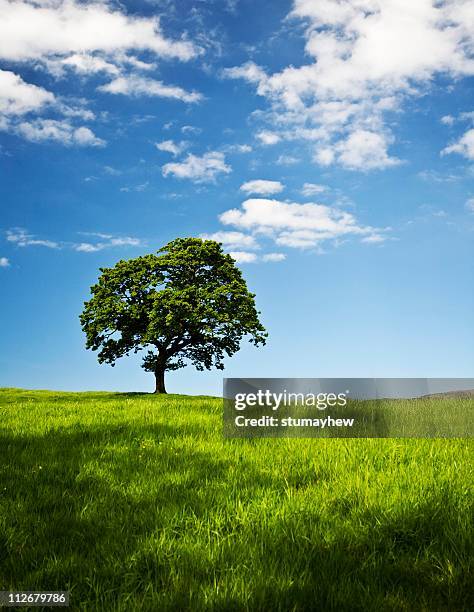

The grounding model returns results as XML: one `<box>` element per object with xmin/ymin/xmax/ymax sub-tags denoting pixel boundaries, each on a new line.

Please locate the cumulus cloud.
<box><xmin>0</xmin><ymin>256</ymin><xmax>10</xmax><ymax>267</ymax></box>
<box><xmin>155</xmin><ymin>139</ymin><xmax>186</xmax><ymax>156</ymax></box>
<box><xmin>442</xmin><ymin>128</ymin><xmax>474</xmax><ymax>160</ymax></box>
<box><xmin>162</xmin><ymin>151</ymin><xmax>231</xmax><ymax>183</ymax></box>
<box><xmin>360</xmin><ymin>234</ymin><xmax>387</xmax><ymax>244</ymax></box>
<box><xmin>262</xmin><ymin>253</ymin><xmax>286</xmax><ymax>262</ymax></box>
<box><xmin>0</xmin><ymin>69</ymin><xmax>54</xmax><ymax>115</ymax></box>
<box><xmin>228</xmin><ymin>251</ymin><xmax>258</xmax><ymax>263</ymax></box>
<box><xmin>256</xmin><ymin>130</ymin><xmax>281</xmax><ymax>145</ymax></box>
<box><xmin>200</xmin><ymin>231</ymin><xmax>259</xmax><ymax>250</ymax></box>
<box><xmin>222</xmin><ymin>61</ymin><xmax>267</xmax><ymax>84</ymax></box>
<box><xmin>199</xmin><ymin>231</ymin><xmax>287</xmax><ymax>263</ymax></box>
<box><xmin>240</xmin><ymin>179</ymin><xmax>284</xmax><ymax>195</ymax></box>
<box><xmin>181</xmin><ymin>125</ymin><xmax>202</xmax><ymax>135</ymax></box>
<box><xmin>441</xmin><ymin>114</ymin><xmax>455</xmax><ymax>126</ymax></box>
<box><xmin>98</xmin><ymin>75</ymin><xmax>202</xmax><ymax>103</ymax></box>
<box><xmin>103</xmin><ymin>165</ymin><xmax>121</xmax><ymax>176</ymax></box>
<box><xmin>42</xmin><ymin>53</ymin><xmax>156</xmax><ymax>79</ymax></box>
<box><xmin>227</xmin><ymin>250</ymin><xmax>286</xmax><ymax>263</ymax></box>
<box><xmin>14</xmin><ymin>119</ymin><xmax>105</xmax><ymax>146</ymax></box>
<box><xmin>58</xmin><ymin>103</ymin><xmax>95</xmax><ymax>122</ymax></box>
<box><xmin>315</xmin><ymin>129</ymin><xmax>401</xmax><ymax>170</ymax></box>
<box><xmin>219</xmin><ymin>198</ymin><xmax>386</xmax><ymax>249</ymax></box>
<box><xmin>224</xmin><ymin>143</ymin><xmax>253</xmax><ymax>153</ymax></box>
<box><xmin>465</xmin><ymin>198</ymin><xmax>474</xmax><ymax>213</ymax></box>
<box><xmin>0</xmin><ymin>73</ymin><xmax>101</xmax><ymax>146</ymax></box>
<box><xmin>276</xmin><ymin>154</ymin><xmax>299</xmax><ymax>165</ymax></box>
<box><xmin>72</xmin><ymin>235</ymin><xmax>143</xmax><ymax>252</ymax></box>
<box><xmin>0</xmin><ymin>0</ymin><xmax>200</xmax><ymax>145</ymax></box>
<box><xmin>46</xmin><ymin>53</ymin><xmax>121</xmax><ymax>78</ymax></box>
<box><xmin>0</xmin><ymin>0</ymin><xmax>198</xmax><ymax>62</ymax></box>
<box><xmin>224</xmin><ymin>0</ymin><xmax>474</xmax><ymax>171</ymax></box>
<box><xmin>301</xmin><ymin>182</ymin><xmax>328</xmax><ymax>196</ymax></box>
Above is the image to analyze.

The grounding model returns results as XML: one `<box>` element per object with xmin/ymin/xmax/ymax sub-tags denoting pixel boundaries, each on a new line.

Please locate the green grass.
<box><xmin>225</xmin><ymin>396</ymin><xmax>474</xmax><ymax>438</ymax></box>
<box><xmin>0</xmin><ymin>388</ymin><xmax>472</xmax><ymax>611</ymax></box>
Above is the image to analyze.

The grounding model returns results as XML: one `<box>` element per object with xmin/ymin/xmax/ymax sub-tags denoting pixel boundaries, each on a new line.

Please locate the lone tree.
<box><xmin>80</xmin><ymin>237</ymin><xmax>267</xmax><ymax>393</ymax></box>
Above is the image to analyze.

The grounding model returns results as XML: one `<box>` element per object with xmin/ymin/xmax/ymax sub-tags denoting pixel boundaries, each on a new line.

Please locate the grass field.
<box><xmin>225</xmin><ymin>394</ymin><xmax>474</xmax><ymax>439</ymax></box>
<box><xmin>0</xmin><ymin>388</ymin><xmax>472</xmax><ymax>611</ymax></box>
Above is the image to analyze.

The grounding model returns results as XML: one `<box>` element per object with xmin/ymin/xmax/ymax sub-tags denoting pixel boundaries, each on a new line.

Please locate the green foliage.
<box><xmin>0</xmin><ymin>388</ymin><xmax>473</xmax><ymax>611</ymax></box>
<box><xmin>80</xmin><ymin>238</ymin><xmax>267</xmax><ymax>390</ymax></box>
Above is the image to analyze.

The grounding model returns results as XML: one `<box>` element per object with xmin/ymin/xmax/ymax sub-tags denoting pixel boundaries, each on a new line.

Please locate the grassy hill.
<box><xmin>0</xmin><ymin>388</ymin><xmax>472</xmax><ymax>611</ymax></box>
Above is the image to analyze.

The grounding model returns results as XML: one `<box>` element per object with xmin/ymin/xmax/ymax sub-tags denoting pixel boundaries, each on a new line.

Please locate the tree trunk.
<box><xmin>154</xmin><ymin>367</ymin><xmax>166</xmax><ymax>394</ymax></box>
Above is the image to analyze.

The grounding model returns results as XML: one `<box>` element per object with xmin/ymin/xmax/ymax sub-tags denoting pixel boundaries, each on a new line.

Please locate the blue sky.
<box><xmin>0</xmin><ymin>0</ymin><xmax>473</xmax><ymax>395</ymax></box>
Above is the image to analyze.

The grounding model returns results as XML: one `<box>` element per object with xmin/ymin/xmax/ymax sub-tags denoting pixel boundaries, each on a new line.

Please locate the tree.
<box><xmin>80</xmin><ymin>237</ymin><xmax>267</xmax><ymax>393</ymax></box>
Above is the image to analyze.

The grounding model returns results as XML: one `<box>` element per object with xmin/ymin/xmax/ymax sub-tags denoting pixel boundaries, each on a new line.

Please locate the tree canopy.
<box><xmin>80</xmin><ymin>237</ymin><xmax>267</xmax><ymax>393</ymax></box>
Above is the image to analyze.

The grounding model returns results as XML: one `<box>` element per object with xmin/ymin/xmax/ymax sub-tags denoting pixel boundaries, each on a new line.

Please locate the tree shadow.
<box><xmin>0</xmin><ymin>425</ymin><xmax>471</xmax><ymax>611</ymax></box>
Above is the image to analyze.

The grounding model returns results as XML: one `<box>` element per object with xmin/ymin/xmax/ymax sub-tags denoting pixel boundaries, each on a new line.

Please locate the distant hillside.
<box><xmin>421</xmin><ymin>389</ymin><xmax>474</xmax><ymax>399</ymax></box>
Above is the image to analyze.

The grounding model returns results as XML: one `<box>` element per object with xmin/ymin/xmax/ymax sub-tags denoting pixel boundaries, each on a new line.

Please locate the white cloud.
<box><xmin>74</xmin><ymin>243</ymin><xmax>103</xmax><ymax>253</ymax></box>
<box><xmin>317</xmin><ymin>129</ymin><xmax>400</xmax><ymax>170</ymax></box>
<box><xmin>200</xmin><ymin>232</ymin><xmax>287</xmax><ymax>263</ymax></box>
<box><xmin>120</xmin><ymin>182</ymin><xmax>149</xmax><ymax>193</ymax></box>
<box><xmin>200</xmin><ymin>231</ymin><xmax>259</xmax><ymax>250</ymax></box>
<box><xmin>229</xmin><ymin>251</ymin><xmax>258</xmax><ymax>263</ymax></box>
<box><xmin>314</xmin><ymin>147</ymin><xmax>335</xmax><ymax>166</ymax></box>
<box><xmin>223</xmin><ymin>61</ymin><xmax>267</xmax><ymax>85</ymax></box>
<box><xmin>58</xmin><ymin>103</ymin><xmax>95</xmax><ymax>122</ymax></box>
<box><xmin>0</xmin><ymin>1</ymin><xmax>200</xmax><ymax>145</ymax></box>
<box><xmin>181</xmin><ymin>125</ymin><xmax>202</xmax><ymax>135</ymax></box>
<box><xmin>418</xmin><ymin>169</ymin><xmax>463</xmax><ymax>183</ymax></box>
<box><xmin>220</xmin><ymin>198</ymin><xmax>385</xmax><ymax>249</ymax></box>
<box><xmin>7</xmin><ymin>228</ymin><xmax>60</xmax><ymax>248</ymax></box>
<box><xmin>225</xmin><ymin>0</ymin><xmax>474</xmax><ymax>170</ymax></box>
<box><xmin>256</xmin><ymin>130</ymin><xmax>281</xmax><ymax>145</ymax></box>
<box><xmin>224</xmin><ymin>143</ymin><xmax>253</xmax><ymax>153</ymax></box>
<box><xmin>275</xmin><ymin>230</ymin><xmax>325</xmax><ymax>249</ymax></box>
<box><xmin>441</xmin><ymin>114</ymin><xmax>455</xmax><ymax>126</ymax></box>
<box><xmin>74</xmin><ymin>126</ymin><xmax>105</xmax><ymax>146</ymax></box>
<box><xmin>240</xmin><ymin>179</ymin><xmax>284</xmax><ymax>195</ymax></box>
<box><xmin>0</xmin><ymin>71</ymin><xmax>103</xmax><ymax>147</ymax></box>
<box><xmin>98</xmin><ymin>75</ymin><xmax>202</xmax><ymax>103</ymax></box>
<box><xmin>465</xmin><ymin>198</ymin><xmax>474</xmax><ymax>213</ymax></box>
<box><xmin>6</xmin><ymin>228</ymin><xmax>144</xmax><ymax>252</ymax></box>
<box><xmin>0</xmin><ymin>69</ymin><xmax>54</xmax><ymax>115</ymax></box>
<box><xmin>103</xmin><ymin>165</ymin><xmax>121</xmax><ymax>176</ymax></box>
<box><xmin>73</xmin><ymin>236</ymin><xmax>143</xmax><ymax>252</ymax></box>
<box><xmin>0</xmin><ymin>0</ymin><xmax>198</xmax><ymax>62</ymax></box>
<box><xmin>162</xmin><ymin>151</ymin><xmax>231</xmax><ymax>183</ymax></box>
<box><xmin>47</xmin><ymin>53</ymin><xmax>121</xmax><ymax>77</ymax></box>
<box><xmin>289</xmin><ymin>0</ymin><xmax>474</xmax><ymax>87</ymax></box>
<box><xmin>0</xmin><ymin>256</ymin><xmax>10</xmax><ymax>267</ymax></box>
<box><xmin>442</xmin><ymin>128</ymin><xmax>474</xmax><ymax>160</ymax></box>
<box><xmin>155</xmin><ymin>139</ymin><xmax>185</xmax><ymax>156</ymax></box>
<box><xmin>301</xmin><ymin>182</ymin><xmax>328</xmax><ymax>196</ymax></box>
<box><xmin>228</xmin><ymin>250</ymin><xmax>286</xmax><ymax>263</ymax></box>
<box><xmin>15</xmin><ymin>119</ymin><xmax>105</xmax><ymax>146</ymax></box>
<box><xmin>276</xmin><ymin>154</ymin><xmax>299</xmax><ymax>165</ymax></box>
<box><xmin>262</xmin><ymin>253</ymin><xmax>286</xmax><ymax>262</ymax></box>
<box><xmin>361</xmin><ymin>234</ymin><xmax>387</xmax><ymax>244</ymax></box>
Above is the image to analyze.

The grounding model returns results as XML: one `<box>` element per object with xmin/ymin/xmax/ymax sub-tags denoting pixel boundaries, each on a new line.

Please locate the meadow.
<box><xmin>0</xmin><ymin>388</ymin><xmax>472</xmax><ymax>611</ymax></box>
